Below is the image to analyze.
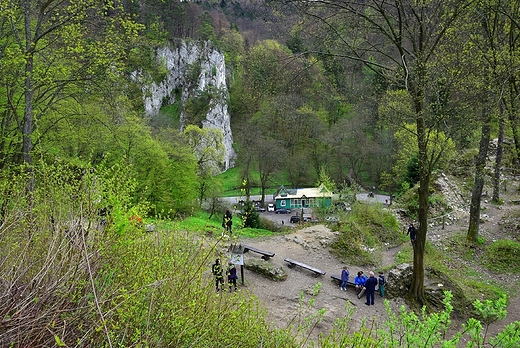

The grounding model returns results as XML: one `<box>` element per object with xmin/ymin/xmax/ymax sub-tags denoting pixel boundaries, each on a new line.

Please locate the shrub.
<box><xmin>484</xmin><ymin>240</ymin><xmax>520</xmax><ymax>273</ymax></box>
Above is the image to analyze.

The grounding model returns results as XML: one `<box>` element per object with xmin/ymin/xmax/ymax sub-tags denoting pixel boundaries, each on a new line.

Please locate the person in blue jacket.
<box><xmin>340</xmin><ymin>266</ymin><xmax>350</xmax><ymax>291</ymax></box>
<box><xmin>354</xmin><ymin>271</ymin><xmax>367</xmax><ymax>299</ymax></box>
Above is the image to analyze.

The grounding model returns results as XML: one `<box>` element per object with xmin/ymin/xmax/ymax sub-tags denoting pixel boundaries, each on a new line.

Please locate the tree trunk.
<box><xmin>507</xmin><ymin>78</ymin><xmax>520</xmax><ymax>167</ymax></box>
<box><xmin>467</xmin><ymin>106</ymin><xmax>492</xmax><ymax>242</ymax></box>
<box><xmin>410</xmin><ymin>100</ymin><xmax>428</xmax><ymax>306</ymax></box>
<box><xmin>492</xmin><ymin>108</ymin><xmax>504</xmax><ymax>202</ymax></box>
<box><xmin>23</xmin><ymin>1</ymin><xmax>35</xmax><ymax>192</ymax></box>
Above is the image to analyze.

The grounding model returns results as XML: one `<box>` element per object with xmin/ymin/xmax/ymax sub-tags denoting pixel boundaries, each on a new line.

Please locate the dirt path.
<box><xmin>237</xmin><ymin>225</ymin><xmax>407</xmax><ymax>342</ymax></box>
<box><xmin>235</xmin><ymin>194</ymin><xmax>520</xmax><ymax>344</ymax></box>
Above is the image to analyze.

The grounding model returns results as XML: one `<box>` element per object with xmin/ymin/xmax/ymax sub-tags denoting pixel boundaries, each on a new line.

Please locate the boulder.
<box><xmin>385</xmin><ymin>263</ymin><xmax>413</xmax><ymax>298</ymax></box>
<box><xmin>245</xmin><ymin>259</ymin><xmax>287</xmax><ymax>281</ymax></box>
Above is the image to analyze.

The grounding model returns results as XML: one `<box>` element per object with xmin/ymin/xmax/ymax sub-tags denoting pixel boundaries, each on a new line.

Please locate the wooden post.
<box><xmin>442</xmin><ymin>216</ymin><xmax>445</xmax><ymax>230</ymax></box>
<box><xmin>240</xmin><ymin>265</ymin><xmax>244</xmax><ymax>286</ymax></box>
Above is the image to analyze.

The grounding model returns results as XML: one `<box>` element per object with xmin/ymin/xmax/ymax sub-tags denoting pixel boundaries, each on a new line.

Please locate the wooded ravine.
<box><xmin>1</xmin><ymin>0</ymin><xmax>520</xmax><ymax>346</ymax></box>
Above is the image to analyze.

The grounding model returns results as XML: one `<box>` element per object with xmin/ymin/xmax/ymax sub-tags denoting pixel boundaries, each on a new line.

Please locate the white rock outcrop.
<box><xmin>140</xmin><ymin>41</ymin><xmax>235</xmax><ymax>171</ymax></box>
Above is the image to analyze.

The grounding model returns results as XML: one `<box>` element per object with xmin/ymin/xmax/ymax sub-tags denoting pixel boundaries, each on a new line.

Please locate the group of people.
<box><xmin>340</xmin><ymin>266</ymin><xmax>386</xmax><ymax>306</ymax></box>
<box><xmin>211</xmin><ymin>258</ymin><xmax>239</xmax><ymax>293</ymax></box>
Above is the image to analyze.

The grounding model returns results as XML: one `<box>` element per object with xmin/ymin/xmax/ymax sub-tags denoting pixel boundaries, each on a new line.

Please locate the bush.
<box><xmin>484</xmin><ymin>240</ymin><xmax>520</xmax><ymax>273</ymax></box>
<box><xmin>0</xmin><ymin>162</ymin><xmax>297</xmax><ymax>347</ymax></box>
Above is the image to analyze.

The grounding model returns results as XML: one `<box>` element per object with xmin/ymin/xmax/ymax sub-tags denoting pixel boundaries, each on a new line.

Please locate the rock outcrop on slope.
<box><xmin>137</xmin><ymin>40</ymin><xmax>235</xmax><ymax>171</ymax></box>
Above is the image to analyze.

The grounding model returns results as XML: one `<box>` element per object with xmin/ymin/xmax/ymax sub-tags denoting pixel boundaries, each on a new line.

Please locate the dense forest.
<box><xmin>1</xmin><ymin>0</ymin><xmax>520</xmax><ymax>346</ymax></box>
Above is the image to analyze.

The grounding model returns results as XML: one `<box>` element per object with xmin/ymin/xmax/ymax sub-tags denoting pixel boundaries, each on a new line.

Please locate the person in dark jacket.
<box><xmin>378</xmin><ymin>271</ymin><xmax>386</xmax><ymax>297</ymax></box>
<box><xmin>227</xmin><ymin>262</ymin><xmax>238</xmax><ymax>292</ymax></box>
<box><xmin>340</xmin><ymin>266</ymin><xmax>350</xmax><ymax>291</ymax></box>
<box><xmin>223</xmin><ymin>210</ymin><xmax>232</xmax><ymax>234</ymax></box>
<box><xmin>364</xmin><ymin>271</ymin><xmax>378</xmax><ymax>305</ymax></box>
<box><xmin>212</xmin><ymin>258</ymin><xmax>224</xmax><ymax>292</ymax></box>
<box><xmin>407</xmin><ymin>223</ymin><xmax>417</xmax><ymax>245</ymax></box>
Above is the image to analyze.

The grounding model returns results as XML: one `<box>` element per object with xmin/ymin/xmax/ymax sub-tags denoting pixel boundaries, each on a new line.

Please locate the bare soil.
<box><xmin>236</xmin><ymin>182</ymin><xmax>520</xmax><ymax>344</ymax></box>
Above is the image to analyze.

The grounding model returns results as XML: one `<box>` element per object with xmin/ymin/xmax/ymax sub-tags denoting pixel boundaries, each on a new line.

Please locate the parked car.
<box><xmin>254</xmin><ymin>206</ymin><xmax>266</xmax><ymax>212</ymax></box>
<box><xmin>267</xmin><ymin>203</ymin><xmax>275</xmax><ymax>212</ymax></box>
<box><xmin>275</xmin><ymin>208</ymin><xmax>291</xmax><ymax>214</ymax></box>
<box><xmin>290</xmin><ymin>215</ymin><xmax>300</xmax><ymax>223</ymax></box>
<box><xmin>325</xmin><ymin>216</ymin><xmax>340</xmax><ymax>222</ymax></box>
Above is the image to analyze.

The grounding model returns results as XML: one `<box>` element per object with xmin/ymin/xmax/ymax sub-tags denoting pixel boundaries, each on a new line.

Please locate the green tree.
<box><xmin>183</xmin><ymin>125</ymin><xmax>225</xmax><ymax>206</ymax></box>
<box><xmin>291</xmin><ymin>0</ymin><xmax>473</xmax><ymax>304</ymax></box>
<box><xmin>0</xmin><ymin>0</ymin><xmax>142</xmax><ymax>173</ymax></box>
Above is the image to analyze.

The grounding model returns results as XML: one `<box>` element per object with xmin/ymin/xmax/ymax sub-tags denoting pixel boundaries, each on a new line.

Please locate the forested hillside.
<box><xmin>1</xmin><ymin>0</ymin><xmax>520</xmax><ymax>346</ymax></box>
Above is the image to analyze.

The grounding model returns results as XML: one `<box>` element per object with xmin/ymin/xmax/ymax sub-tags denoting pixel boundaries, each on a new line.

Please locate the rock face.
<box><xmin>386</xmin><ymin>263</ymin><xmax>413</xmax><ymax>298</ymax></box>
<box><xmin>140</xmin><ymin>41</ymin><xmax>235</xmax><ymax>171</ymax></box>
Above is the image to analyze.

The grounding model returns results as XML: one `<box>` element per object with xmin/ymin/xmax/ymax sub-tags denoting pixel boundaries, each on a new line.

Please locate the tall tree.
<box><xmin>0</xmin><ymin>0</ymin><xmax>141</xmax><ymax>172</ymax></box>
<box><xmin>183</xmin><ymin>125</ymin><xmax>225</xmax><ymax>206</ymax></box>
<box><xmin>466</xmin><ymin>0</ymin><xmax>517</xmax><ymax>241</ymax></box>
<box><xmin>288</xmin><ymin>0</ymin><xmax>474</xmax><ymax>304</ymax></box>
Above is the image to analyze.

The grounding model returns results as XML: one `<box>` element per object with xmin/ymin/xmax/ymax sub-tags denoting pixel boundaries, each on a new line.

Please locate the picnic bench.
<box><xmin>284</xmin><ymin>258</ymin><xmax>326</xmax><ymax>276</ymax></box>
<box><xmin>330</xmin><ymin>275</ymin><xmax>355</xmax><ymax>289</ymax></box>
<box><xmin>242</xmin><ymin>244</ymin><xmax>275</xmax><ymax>260</ymax></box>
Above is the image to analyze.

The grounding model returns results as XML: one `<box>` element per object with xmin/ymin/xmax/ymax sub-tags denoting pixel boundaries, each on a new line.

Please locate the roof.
<box><xmin>273</xmin><ymin>184</ymin><xmax>333</xmax><ymax>200</ymax></box>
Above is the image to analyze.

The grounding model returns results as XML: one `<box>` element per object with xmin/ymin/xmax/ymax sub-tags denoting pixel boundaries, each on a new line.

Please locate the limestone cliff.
<box><xmin>140</xmin><ymin>41</ymin><xmax>235</xmax><ymax>171</ymax></box>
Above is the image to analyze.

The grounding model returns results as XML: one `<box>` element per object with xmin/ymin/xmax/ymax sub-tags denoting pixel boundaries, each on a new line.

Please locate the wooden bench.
<box><xmin>284</xmin><ymin>258</ymin><xmax>326</xmax><ymax>276</ymax></box>
<box><xmin>242</xmin><ymin>244</ymin><xmax>275</xmax><ymax>260</ymax></box>
<box><xmin>330</xmin><ymin>275</ymin><xmax>356</xmax><ymax>289</ymax></box>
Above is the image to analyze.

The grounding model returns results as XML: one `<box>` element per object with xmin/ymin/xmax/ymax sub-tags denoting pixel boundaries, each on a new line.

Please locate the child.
<box><xmin>340</xmin><ymin>266</ymin><xmax>350</xmax><ymax>291</ymax></box>
<box><xmin>378</xmin><ymin>271</ymin><xmax>386</xmax><ymax>297</ymax></box>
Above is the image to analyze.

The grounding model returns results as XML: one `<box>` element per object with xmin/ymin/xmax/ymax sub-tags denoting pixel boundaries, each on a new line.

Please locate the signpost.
<box><xmin>229</xmin><ymin>244</ymin><xmax>245</xmax><ymax>286</ymax></box>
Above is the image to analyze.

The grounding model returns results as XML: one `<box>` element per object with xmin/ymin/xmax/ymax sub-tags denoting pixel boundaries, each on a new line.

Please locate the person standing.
<box><xmin>407</xmin><ymin>223</ymin><xmax>417</xmax><ymax>245</ymax></box>
<box><xmin>340</xmin><ymin>266</ymin><xmax>350</xmax><ymax>291</ymax></box>
<box><xmin>227</xmin><ymin>262</ymin><xmax>238</xmax><ymax>292</ymax></box>
<box><xmin>354</xmin><ymin>271</ymin><xmax>367</xmax><ymax>299</ymax></box>
<box><xmin>378</xmin><ymin>271</ymin><xmax>386</xmax><ymax>297</ymax></box>
<box><xmin>212</xmin><ymin>258</ymin><xmax>224</xmax><ymax>292</ymax></box>
<box><xmin>364</xmin><ymin>271</ymin><xmax>378</xmax><ymax>305</ymax></box>
<box><xmin>223</xmin><ymin>210</ymin><xmax>233</xmax><ymax>234</ymax></box>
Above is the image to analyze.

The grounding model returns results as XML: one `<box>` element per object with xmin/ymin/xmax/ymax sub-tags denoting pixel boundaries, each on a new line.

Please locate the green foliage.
<box><xmin>0</xmin><ymin>160</ymin><xmax>145</xmax><ymax>345</ymax></box>
<box><xmin>240</xmin><ymin>201</ymin><xmax>263</xmax><ymax>229</ymax></box>
<box><xmin>405</xmin><ymin>154</ymin><xmax>420</xmax><ymax>185</ymax></box>
<box><xmin>101</xmin><ymin>228</ymin><xmax>296</xmax><ymax>347</ymax></box>
<box><xmin>484</xmin><ymin>240</ymin><xmax>520</xmax><ymax>273</ymax></box>
<box><xmin>237</xmin><ymin>226</ymin><xmax>275</xmax><ymax>238</ymax></box>
<box><xmin>381</xmin><ymin>122</ymin><xmax>456</xmax><ymax>194</ymax></box>
<box><xmin>197</xmin><ymin>13</ymin><xmax>216</xmax><ymax>42</ymax></box>
<box><xmin>184</xmin><ymin>89</ymin><xmax>213</xmax><ymax>127</ymax></box>
<box><xmin>378</xmin><ymin>292</ymin><xmax>455</xmax><ymax>347</ymax></box>
<box><xmin>473</xmin><ymin>295</ymin><xmax>507</xmax><ymax>326</ymax></box>
<box><xmin>331</xmin><ymin>203</ymin><xmax>404</xmax><ymax>265</ymax></box>
<box><xmin>171</xmin><ymin>211</ymin><xmax>223</xmax><ymax>234</ymax></box>
<box><xmin>316</xmin><ymin>166</ymin><xmax>336</xmax><ymax>192</ymax></box>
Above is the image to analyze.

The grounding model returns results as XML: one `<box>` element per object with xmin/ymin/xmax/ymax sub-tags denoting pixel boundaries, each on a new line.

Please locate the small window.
<box><xmin>280</xmin><ymin>200</ymin><xmax>286</xmax><ymax>207</ymax></box>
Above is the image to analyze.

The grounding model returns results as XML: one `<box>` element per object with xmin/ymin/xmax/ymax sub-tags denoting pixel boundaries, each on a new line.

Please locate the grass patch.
<box><xmin>238</xmin><ymin>227</ymin><xmax>275</xmax><ymax>238</ymax></box>
<box><xmin>484</xmin><ymin>239</ymin><xmax>520</xmax><ymax>273</ymax></box>
<box><xmin>331</xmin><ymin>203</ymin><xmax>404</xmax><ymax>266</ymax></box>
<box><xmin>167</xmin><ymin>211</ymin><xmax>277</xmax><ymax>239</ymax></box>
<box><xmin>172</xmin><ymin>211</ymin><xmax>222</xmax><ymax>232</ymax></box>
<box><xmin>216</xmin><ymin>166</ymin><xmax>306</xmax><ymax>197</ymax></box>
<box><xmin>423</xmin><ymin>233</ymin><xmax>506</xmax><ymax>306</ymax></box>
